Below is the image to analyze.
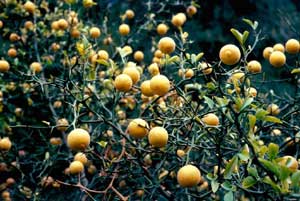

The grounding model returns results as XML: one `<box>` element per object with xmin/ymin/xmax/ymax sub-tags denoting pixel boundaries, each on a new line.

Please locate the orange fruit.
<box><xmin>119</xmin><ymin>24</ymin><xmax>130</xmax><ymax>36</ymax></box>
<box><xmin>7</xmin><ymin>48</ymin><xmax>17</xmax><ymax>58</ymax></box>
<box><xmin>24</xmin><ymin>21</ymin><xmax>34</xmax><ymax>29</ymax></box>
<box><xmin>30</xmin><ymin>62</ymin><xmax>43</xmax><ymax>73</ymax></box>
<box><xmin>263</xmin><ymin>47</ymin><xmax>273</xmax><ymax>59</ymax></box>
<box><xmin>89</xmin><ymin>27</ymin><xmax>101</xmax><ymax>38</ymax></box>
<box><xmin>58</xmin><ymin>19</ymin><xmax>69</xmax><ymax>30</ymax></box>
<box><xmin>97</xmin><ymin>50</ymin><xmax>109</xmax><ymax>60</ymax></box>
<box><xmin>201</xmin><ymin>62</ymin><xmax>213</xmax><ymax>75</ymax></box>
<box><xmin>9</xmin><ymin>33</ymin><xmax>20</xmax><ymax>42</ymax></box>
<box><xmin>134</xmin><ymin>51</ymin><xmax>144</xmax><ymax>62</ymax></box>
<box><xmin>278</xmin><ymin>156</ymin><xmax>298</xmax><ymax>172</ymax></box>
<box><xmin>247</xmin><ymin>60</ymin><xmax>262</xmax><ymax>73</ymax></box>
<box><xmin>74</xmin><ymin>152</ymin><xmax>88</xmax><ymax>165</ymax></box>
<box><xmin>24</xmin><ymin>1</ymin><xmax>35</xmax><ymax>14</ymax></box>
<box><xmin>125</xmin><ymin>9</ymin><xmax>135</xmax><ymax>19</ymax></box>
<box><xmin>0</xmin><ymin>20</ymin><xmax>3</xmax><ymax>29</ymax></box>
<box><xmin>69</xmin><ymin>161</ymin><xmax>84</xmax><ymax>174</ymax></box>
<box><xmin>148</xmin><ymin>127</ymin><xmax>168</xmax><ymax>148</ymax></box>
<box><xmin>201</xmin><ymin>113</ymin><xmax>219</xmax><ymax>126</ymax></box>
<box><xmin>177</xmin><ymin>165</ymin><xmax>201</xmax><ymax>187</ymax></box>
<box><xmin>0</xmin><ymin>60</ymin><xmax>10</xmax><ymax>72</ymax></box>
<box><xmin>186</xmin><ymin>5</ymin><xmax>197</xmax><ymax>17</ymax></box>
<box><xmin>51</xmin><ymin>21</ymin><xmax>59</xmax><ymax>30</ymax></box>
<box><xmin>123</xmin><ymin>67</ymin><xmax>140</xmax><ymax>84</ymax></box>
<box><xmin>156</xmin><ymin>23</ymin><xmax>168</xmax><ymax>35</ymax></box>
<box><xmin>219</xmin><ymin>44</ymin><xmax>241</xmax><ymax>65</ymax></box>
<box><xmin>127</xmin><ymin>119</ymin><xmax>149</xmax><ymax>139</ymax></box>
<box><xmin>184</xmin><ymin>69</ymin><xmax>194</xmax><ymax>78</ymax></box>
<box><xmin>267</xmin><ymin>103</ymin><xmax>280</xmax><ymax>116</ymax></box>
<box><xmin>56</xmin><ymin>118</ymin><xmax>69</xmax><ymax>132</ymax></box>
<box><xmin>176</xmin><ymin>149</ymin><xmax>185</xmax><ymax>157</ymax></box>
<box><xmin>273</xmin><ymin>43</ymin><xmax>285</xmax><ymax>52</ymax></box>
<box><xmin>158</xmin><ymin>37</ymin><xmax>176</xmax><ymax>54</ymax></box>
<box><xmin>229</xmin><ymin>71</ymin><xmax>245</xmax><ymax>83</ymax></box>
<box><xmin>269</xmin><ymin>51</ymin><xmax>286</xmax><ymax>68</ymax></box>
<box><xmin>114</xmin><ymin>74</ymin><xmax>133</xmax><ymax>92</ymax></box>
<box><xmin>154</xmin><ymin>50</ymin><xmax>164</xmax><ymax>58</ymax></box>
<box><xmin>150</xmin><ymin>74</ymin><xmax>170</xmax><ymax>96</ymax></box>
<box><xmin>285</xmin><ymin>39</ymin><xmax>300</xmax><ymax>54</ymax></box>
<box><xmin>70</xmin><ymin>28</ymin><xmax>80</xmax><ymax>38</ymax></box>
<box><xmin>140</xmin><ymin>80</ymin><xmax>154</xmax><ymax>97</ymax></box>
<box><xmin>246</xmin><ymin>87</ymin><xmax>257</xmax><ymax>97</ymax></box>
<box><xmin>172</xmin><ymin>13</ymin><xmax>186</xmax><ymax>27</ymax></box>
<box><xmin>67</xmin><ymin>128</ymin><xmax>90</xmax><ymax>151</ymax></box>
<box><xmin>0</xmin><ymin>137</ymin><xmax>12</xmax><ymax>151</ymax></box>
<box><xmin>50</xmin><ymin>137</ymin><xmax>63</xmax><ymax>146</ymax></box>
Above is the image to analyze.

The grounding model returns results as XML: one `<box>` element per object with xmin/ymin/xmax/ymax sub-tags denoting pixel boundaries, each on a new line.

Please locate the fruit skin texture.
<box><xmin>247</xmin><ymin>60</ymin><xmax>262</xmax><ymax>73</ymax></box>
<box><xmin>148</xmin><ymin>127</ymin><xmax>168</xmax><ymax>148</ymax></box>
<box><xmin>74</xmin><ymin>152</ymin><xmax>88</xmax><ymax>165</ymax></box>
<box><xmin>158</xmin><ymin>37</ymin><xmax>176</xmax><ymax>54</ymax></box>
<box><xmin>140</xmin><ymin>80</ymin><xmax>154</xmax><ymax>97</ymax></box>
<box><xmin>278</xmin><ymin>156</ymin><xmax>298</xmax><ymax>172</ymax></box>
<box><xmin>134</xmin><ymin>51</ymin><xmax>144</xmax><ymax>62</ymax></box>
<box><xmin>0</xmin><ymin>138</ymin><xmax>12</xmax><ymax>151</ymax></box>
<box><xmin>150</xmin><ymin>75</ymin><xmax>170</xmax><ymax>96</ymax></box>
<box><xmin>67</xmin><ymin>128</ymin><xmax>90</xmax><ymax>151</ymax></box>
<box><xmin>69</xmin><ymin>161</ymin><xmax>84</xmax><ymax>174</ymax></box>
<box><xmin>285</xmin><ymin>39</ymin><xmax>300</xmax><ymax>54</ymax></box>
<box><xmin>119</xmin><ymin>24</ymin><xmax>130</xmax><ymax>36</ymax></box>
<box><xmin>267</xmin><ymin>103</ymin><xmax>280</xmax><ymax>116</ymax></box>
<box><xmin>56</xmin><ymin>118</ymin><xmax>69</xmax><ymax>132</ymax></box>
<box><xmin>123</xmin><ymin>67</ymin><xmax>140</xmax><ymax>84</ymax></box>
<box><xmin>30</xmin><ymin>62</ymin><xmax>43</xmax><ymax>73</ymax></box>
<box><xmin>114</xmin><ymin>74</ymin><xmax>133</xmax><ymax>92</ymax></box>
<box><xmin>273</xmin><ymin>43</ymin><xmax>285</xmax><ymax>52</ymax></box>
<box><xmin>125</xmin><ymin>9</ymin><xmax>135</xmax><ymax>19</ymax></box>
<box><xmin>171</xmin><ymin>13</ymin><xmax>187</xmax><ymax>27</ymax></box>
<box><xmin>0</xmin><ymin>60</ymin><xmax>10</xmax><ymax>72</ymax></box>
<box><xmin>127</xmin><ymin>119</ymin><xmax>149</xmax><ymax>139</ymax></box>
<box><xmin>89</xmin><ymin>27</ymin><xmax>101</xmax><ymax>38</ymax></box>
<box><xmin>219</xmin><ymin>44</ymin><xmax>241</xmax><ymax>65</ymax></box>
<box><xmin>263</xmin><ymin>47</ymin><xmax>273</xmax><ymax>59</ymax></box>
<box><xmin>157</xmin><ymin>23</ymin><xmax>168</xmax><ymax>35</ymax></box>
<box><xmin>177</xmin><ymin>165</ymin><xmax>201</xmax><ymax>187</ymax></box>
<box><xmin>186</xmin><ymin>5</ymin><xmax>197</xmax><ymax>17</ymax></box>
<box><xmin>201</xmin><ymin>113</ymin><xmax>219</xmax><ymax>126</ymax></box>
<box><xmin>269</xmin><ymin>51</ymin><xmax>286</xmax><ymax>68</ymax></box>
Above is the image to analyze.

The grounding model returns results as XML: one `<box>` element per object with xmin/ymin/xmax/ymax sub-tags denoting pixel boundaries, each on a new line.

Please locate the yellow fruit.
<box><xmin>9</xmin><ymin>33</ymin><xmax>20</xmax><ymax>42</ymax></box>
<box><xmin>74</xmin><ymin>152</ymin><xmax>88</xmax><ymax>165</ymax></box>
<box><xmin>140</xmin><ymin>80</ymin><xmax>154</xmax><ymax>97</ymax></box>
<box><xmin>56</xmin><ymin>118</ymin><xmax>69</xmax><ymax>132</ymax></box>
<box><xmin>247</xmin><ymin>60</ymin><xmax>262</xmax><ymax>73</ymax></box>
<box><xmin>0</xmin><ymin>138</ymin><xmax>12</xmax><ymax>151</ymax></box>
<box><xmin>269</xmin><ymin>51</ymin><xmax>286</xmax><ymax>68</ymax></box>
<box><xmin>7</xmin><ymin>48</ymin><xmax>17</xmax><ymax>58</ymax></box>
<box><xmin>125</xmin><ymin>9</ymin><xmax>135</xmax><ymax>19</ymax></box>
<box><xmin>114</xmin><ymin>74</ymin><xmax>133</xmax><ymax>92</ymax></box>
<box><xmin>154</xmin><ymin>50</ymin><xmax>164</xmax><ymax>58</ymax></box>
<box><xmin>278</xmin><ymin>156</ymin><xmax>298</xmax><ymax>172</ymax></box>
<box><xmin>134</xmin><ymin>51</ymin><xmax>144</xmax><ymax>62</ymax></box>
<box><xmin>71</xmin><ymin>28</ymin><xmax>80</xmax><ymax>38</ymax></box>
<box><xmin>89</xmin><ymin>27</ymin><xmax>101</xmax><ymax>38</ymax></box>
<box><xmin>267</xmin><ymin>103</ymin><xmax>280</xmax><ymax>116</ymax></box>
<box><xmin>246</xmin><ymin>87</ymin><xmax>257</xmax><ymax>97</ymax></box>
<box><xmin>67</xmin><ymin>128</ymin><xmax>90</xmax><ymax>151</ymax></box>
<box><xmin>201</xmin><ymin>113</ymin><xmax>219</xmax><ymax>126</ymax></box>
<box><xmin>148</xmin><ymin>127</ymin><xmax>168</xmax><ymax>148</ymax></box>
<box><xmin>122</xmin><ymin>45</ymin><xmax>132</xmax><ymax>54</ymax></box>
<box><xmin>69</xmin><ymin>161</ymin><xmax>84</xmax><ymax>174</ymax></box>
<box><xmin>148</xmin><ymin>63</ymin><xmax>160</xmax><ymax>76</ymax></box>
<box><xmin>172</xmin><ymin>13</ymin><xmax>186</xmax><ymax>27</ymax></box>
<box><xmin>30</xmin><ymin>62</ymin><xmax>42</xmax><ymax>73</ymax></box>
<box><xmin>263</xmin><ymin>47</ymin><xmax>273</xmax><ymax>59</ymax></box>
<box><xmin>150</xmin><ymin>74</ymin><xmax>170</xmax><ymax>96</ymax></box>
<box><xmin>157</xmin><ymin>23</ymin><xmax>168</xmax><ymax>35</ymax></box>
<box><xmin>201</xmin><ymin>62</ymin><xmax>213</xmax><ymax>75</ymax></box>
<box><xmin>219</xmin><ymin>44</ymin><xmax>241</xmax><ymax>65</ymax></box>
<box><xmin>285</xmin><ymin>39</ymin><xmax>300</xmax><ymax>54</ymax></box>
<box><xmin>57</xmin><ymin>19</ymin><xmax>69</xmax><ymax>30</ymax></box>
<box><xmin>186</xmin><ymin>5</ymin><xmax>197</xmax><ymax>17</ymax></box>
<box><xmin>98</xmin><ymin>50</ymin><xmax>109</xmax><ymax>60</ymax></box>
<box><xmin>123</xmin><ymin>67</ymin><xmax>140</xmax><ymax>84</ymax></box>
<box><xmin>177</xmin><ymin>149</ymin><xmax>185</xmax><ymax>157</ymax></box>
<box><xmin>24</xmin><ymin>21</ymin><xmax>34</xmax><ymax>29</ymax></box>
<box><xmin>119</xmin><ymin>24</ymin><xmax>130</xmax><ymax>36</ymax></box>
<box><xmin>271</xmin><ymin>129</ymin><xmax>281</xmax><ymax>136</ymax></box>
<box><xmin>0</xmin><ymin>60</ymin><xmax>10</xmax><ymax>72</ymax></box>
<box><xmin>49</xmin><ymin>137</ymin><xmax>62</xmax><ymax>145</ymax></box>
<box><xmin>185</xmin><ymin>69</ymin><xmax>194</xmax><ymax>78</ymax></box>
<box><xmin>273</xmin><ymin>43</ymin><xmax>285</xmax><ymax>52</ymax></box>
<box><xmin>158</xmin><ymin>37</ymin><xmax>176</xmax><ymax>54</ymax></box>
<box><xmin>24</xmin><ymin>1</ymin><xmax>35</xmax><ymax>14</ymax></box>
<box><xmin>0</xmin><ymin>20</ymin><xmax>3</xmax><ymax>29</ymax></box>
<box><xmin>177</xmin><ymin>165</ymin><xmax>201</xmax><ymax>187</ymax></box>
<box><xmin>229</xmin><ymin>71</ymin><xmax>245</xmax><ymax>83</ymax></box>
<box><xmin>127</xmin><ymin>119</ymin><xmax>149</xmax><ymax>139</ymax></box>
<box><xmin>83</xmin><ymin>0</ymin><xmax>95</xmax><ymax>8</ymax></box>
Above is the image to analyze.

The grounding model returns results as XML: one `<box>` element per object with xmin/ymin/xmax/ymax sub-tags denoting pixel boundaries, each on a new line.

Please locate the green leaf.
<box><xmin>258</xmin><ymin>158</ymin><xmax>280</xmax><ymax>177</ymax></box>
<box><xmin>211</xmin><ymin>180</ymin><xmax>219</xmax><ymax>193</ymax></box>
<box><xmin>291</xmin><ymin>68</ymin><xmax>300</xmax><ymax>74</ymax></box>
<box><xmin>240</xmin><ymin>97</ymin><xmax>253</xmax><ymax>112</ymax></box>
<box><xmin>255</xmin><ymin>109</ymin><xmax>269</xmax><ymax>120</ymax></box>
<box><xmin>264</xmin><ymin>115</ymin><xmax>282</xmax><ymax>124</ymax></box>
<box><xmin>203</xmin><ymin>96</ymin><xmax>214</xmax><ymax>109</ymax></box>
<box><xmin>291</xmin><ymin>171</ymin><xmax>300</xmax><ymax>187</ymax></box>
<box><xmin>267</xmin><ymin>143</ymin><xmax>279</xmax><ymax>160</ymax></box>
<box><xmin>242</xmin><ymin>176</ymin><xmax>257</xmax><ymax>188</ymax></box>
<box><xmin>195</xmin><ymin>52</ymin><xmax>204</xmax><ymax>61</ymax></box>
<box><xmin>248</xmin><ymin>114</ymin><xmax>256</xmax><ymax>131</ymax></box>
<box><xmin>230</xmin><ymin>28</ymin><xmax>243</xmax><ymax>44</ymax></box>
<box><xmin>242</xmin><ymin>18</ymin><xmax>254</xmax><ymax>27</ymax></box>
<box><xmin>221</xmin><ymin>181</ymin><xmax>236</xmax><ymax>191</ymax></box>
<box><xmin>279</xmin><ymin>165</ymin><xmax>292</xmax><ymax>181</ymax></box>
<box><xmin>263</xmin><ymin>176</ymin><xmax>281</xmax><ymax>192</ymax></box>
<box><xmin>224</xmin><ymin>155</ymin><xmax>238</xmax><ymax>179</ymax></box>
<box><xmin>247</xmin><ymin>167</ymin><xmax>259</xmax><ymax>179</ymax></box>
<box><xmin>242</xmin><ymin>31</ymin><xmax>249</xmax><ymax>44</ymax></box>
<box><xmin>224</xmin><ymin>191</ymin><xmax>234</xmax><ymax>201</ymax></box>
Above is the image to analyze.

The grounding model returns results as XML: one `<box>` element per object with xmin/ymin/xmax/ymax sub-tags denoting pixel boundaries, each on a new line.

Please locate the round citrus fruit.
<box><xmin>148</xmin><ymin>127</ymin><xmax>168</xmax><ymax>148</ymax></box>
<box><xmin>247</xmin><ymin>60</ymin><xmax>262</xmax><ymax>73</ymax></box>
<box><xmin>263</xmin><ymin>47</ymin><xmax>273</xmax><ymax>59</ymax></box>
<box><xmin>69</xmin><ymin>161</ymin><xmax>84</xmax><ymax>174</ymax></box>
<box><xmin>219</xmin><ymin>44</ymin><xmax>241</xmax><ymax>65</ymax></box>
<box><xmin>158</xmin><ymin>37</ymin><xmax>176</xmax><ymax>54</ymax></box>
<box><xmin>269</xmin><ymin>51</ymin><xmax>286</xmax><ymax>68</ymax></box>
<box><xmin>140</xmin><ymin>80</ymin><xmax>154</xmax><ymax>97</ymax></box>
<box><xmin>0</xmin><ymin>60</ymin><xmax>10</xmax><ymax>72</ymax></box>
<box><xmin>119</xmin><ymin>24</ymin><xmax>130</xmax><ymax>36</ymax></box>
<box><xmin>150</xmin><ymin>74</ymin><xmax>170</xmax><ymax>96</ymax></box>
<box><xmin>201</xmin><ymin>113</ymin><xmax>219</xmax><ymax>126</ymax></box>
<box><xmin>123</xmin><ymin>67</ymin><xmax>140</xmax><ymax>84</ymax></box>
<box><xmin>67</xmin><ymin>128</ymin><xmax>90</xmax><ymax>151</ymax></box>
<box><xmin>285</xmin><ymin>39</ymin><xmax>299</xmax><ymax>54</ymax></box>
<box><xmin>127</xmin><ymin>119</ymin><xmax>149</xmax><ymax>139</ymax></box>
<box><xmin>114</xmin><ymin>74</ymin><xmax>133</xmax><ymax>92</ymax></box>
<box><xmin>177</xmin><ymin>165</ymin><xmax>201</xmax><ymax>187</ymax></box>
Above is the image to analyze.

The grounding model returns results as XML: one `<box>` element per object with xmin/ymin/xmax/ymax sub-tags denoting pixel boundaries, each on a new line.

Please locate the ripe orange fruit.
<box><xmin>58</xmin><ymin>19</ymin><xmax>69</xmax><ymax>30</ymax></box>
<box><xmin>56</xmin><ymin>118</ymin><xmax>69</xmax><ymax>132</ymax></box>
<box><xmin>177</xmin><ymin>165</ymin><xmax>201</xmax><ymax>187</ymax></box>
<box><xmin>67</xmin><ymin>128</ymin><xmax>90</xmax><ymax>151</ymax></box>
<box><xmin>127</xmin><ymin>119</ymin><xmax>149</xmax><ymax>138</ymax></box>
<box><xmin>7</xmin><ymin>48</ymin><xmax>17</xmax><ymax>58</ymax></box>
<box><xmin>263</xmin><ymin>47</ymin><xmax>273</xmax><ymax>59</ymax></box>
<box><xmin>98</xmin><ymin>50</ymin><xmax>109</xmax><ymax>60</ymax></box>
<box><xmin>89</xmin><ymin>27</ymin><xmax>101</xmax><ymax>38</ymax></box>
<box><xmin>172</xmin><ymin>13</ymin><xmax>186</xmax><ymax>27</ymax></box>
<box><xmin>246</xmin><ymin>87</ymin><xmax>257</xmax><ymax>97</ymax></box>
<box><xmin>247</xmin><ymin>60</ymin><xmax>262</xmax><ymax>73</ymax></box>
<box><xmin>71</xmin><ymin>28</ymin><xmax>80</xmax><ymax>38</ymax></box>
<box><xmin>9</xmin><ymin>33</ymin><xmax>20</xmax><ymax>42</ymax></box>
<box><xmin>219</xmin><ymin>44</ymin><xmax>241</xmax><ymax>65</ymax></box>
<box><xmin>267</xmin><ymin>103</ymin><xmax>280</xmax><ymax>116</ymax></box>
<box><xmin>123</xmin><ymin>67</ymin><xmax>140</xmax><ymax>84</ymax></box>
<box><xmin>201</xmin><ymin>113</ymin><xmax>219</xmax><ymax>126</ymax></box>
<box><xmin>273</xmin><ymin>43</ymin><xmax>285</xmax><ymax>52</ymax></box>
<box><xmin>150</xmin><ymin>74</ymin><xmax>170</xmax><ymax>96</ymax></box>
<box><xmin>50</xmin><ymin>137</ymin><xmax>63</xmax><ymax>145</ymax></box>
<box><xmin>148</xmin><ymin>63</ymin><xmax>160</xmax><ymax>76</ymax></box>
<box><xmin>119</xmin><ymin>24</ymin><xmax>130</xmax><ymax>36</ymax></box>
<box><xmin>24</xmin><ymin>21</ymin><xmax>34</xmax><ymax>29</ymax></box>
<box><xmin>0</xmin><ymin>137</ymin><xmax>12</xmax><ymax>151</ymax></box>
<box><xmin>24</xmin><ymin>1</ymin><xmax>35</xmax><ymax>14</ymax></box>
<box><xmin>278</xmin><ymin>156</ymin><xmax>298</xmax><ymax>172</ymax></box>
<box><xmin>134</xmin><ymin>51</ymin><xmax>144</xmax><ymax>62</ymax></box>
<box><xmin>69</xmin><ymin>161</ymin><xmax>84</xmax><ymax>174</ymax></box>
<box><xmin>0</xmin><ymin>20</ymin><xmax>3</xmax><ymax>29</ymax></box>
<box><xmin>156</xmin><ymin>23</ymin><xmax>168</xmax><ymax>35</ymax></box>
<box><xmin>0</xmin><ymin>60</ymin><xmax>10</xmax><ymax>72</ymax></box>
<box><xmin>269</xmin><ymin>51</ymin><xmax>286</xmax><ymax>68</ymax></box>
<box><xmin>125</xmin><ymin>9</ymin><xmax>135</xmax><ymax>19</ymax></box>
<box><xmin>154</xmin><ymin>50</ymin><xmax>164</xmax><ymax>58</ymax></box>
<box><xmin>140</xmin><ymin>80</ymin><xmax>154</xmax><ymax>97</ymax></box>
<box><xmin>176</xmin><ymin>149</ymin><xmax>185</xmax><ymax>157</ymax></box>
<box><xmin>186</xmin><ymin>5</ymin><xmax>197</xmax><ymax>17</ymax></box>
<box><xmin>74</xmin><ymin>152</ymin><xmax>88</xmax><ymax>165</ymax></box>
<box><xmin>51</xmin><ymin>21</ymin><xmax>60</xmax><ymax>31</ymax></box>
<box><xmin>114</xmin><ymin>74</ymin><xmax>133</xmax><ymax>92</ymax></box>
<box><xmin>30</xmin><ymin>62</ymin><xmax>43</xmax><ymax>73</ymax></box>
<box><xmin>158</xmin><ymin>37</ymin><xmax>176</xmax><ymax>54</ymax></box>
<box><xmin>285</xmin><ymin>39</ymin><xmax>300</xmax><ymax>54</ymax></box>
<box><xmin>148</xmin><ymin>127</ymin><xmax>168</xmax><ymax>148</ymax></box>
<box><xmin>184</xmin><ymin>69</ymin><xmax>194</xmax><ymax>78</ymax></box>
